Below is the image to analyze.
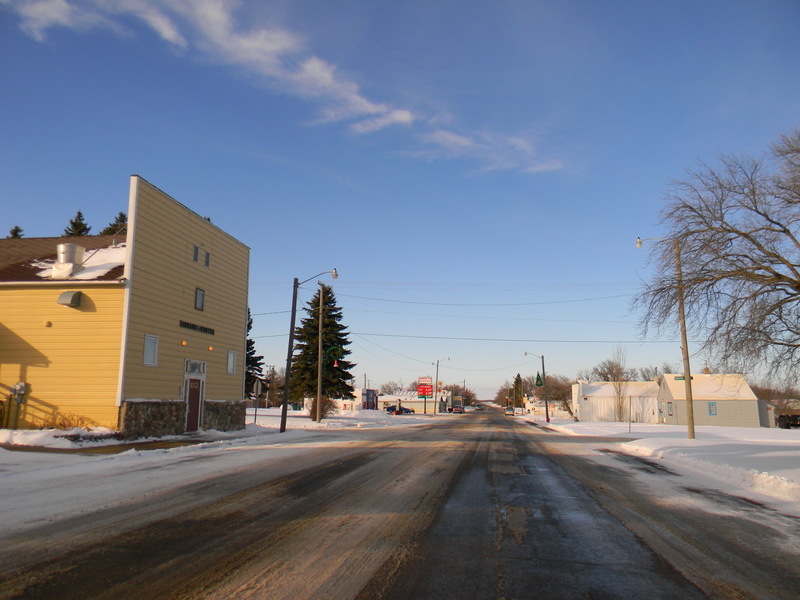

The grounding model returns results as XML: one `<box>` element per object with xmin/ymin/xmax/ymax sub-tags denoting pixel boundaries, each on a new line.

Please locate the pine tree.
<box><xmin>245</xmin><ymin>309</ymin><xmax>265</xmax><ymax>397</ymax></box>
<box><xmin>7</xmin><ymin>225</ymin><xmax>23</xmax><ymax>238</ymax></box>
<box><xmin>99</xmin><ymin>212</ymin><xmax>127</xmax><ymax>235</ymax></box>
<box><xmin>512</xmin><ymin>373</ymin><xmax>523</xmax><ymax>407</ymax></box>
<box><xmin>64</xmin><ymin>211</ymin><xmax>91</xmax><ymax>236</ymax></box>
<box><xmin>290</xmin><ymin>284</ymin><xmax>355</xmax><ymax>420</ymax></box>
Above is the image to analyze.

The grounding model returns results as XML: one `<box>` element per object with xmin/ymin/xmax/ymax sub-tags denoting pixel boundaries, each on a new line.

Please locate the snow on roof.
<box><xmin>33</xmin><ymin>244</ymin><xmax>127</xmax><ymax>280</ymax></box>
<box><xmin>660</xmin><ymin>373</ymin><xmax>756</xmax><ymax>401</ymax></box>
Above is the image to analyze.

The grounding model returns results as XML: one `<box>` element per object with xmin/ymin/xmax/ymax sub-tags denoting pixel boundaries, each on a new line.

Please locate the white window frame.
<box><xmin>227</xmin><ymin>350</ymin><xmax>237</xmax><ymax>374</ymax></box>
<box><xmin>144</xmin><ymin>335</ymin><xmax>159</xmax><ymax>367</ymax></box>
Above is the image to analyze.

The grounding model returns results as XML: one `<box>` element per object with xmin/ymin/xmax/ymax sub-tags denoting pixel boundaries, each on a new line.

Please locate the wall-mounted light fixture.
<box><xmin>181</xmin><ymin>340</ymin><xmax>188</xmax><ymax>346</ymax></box>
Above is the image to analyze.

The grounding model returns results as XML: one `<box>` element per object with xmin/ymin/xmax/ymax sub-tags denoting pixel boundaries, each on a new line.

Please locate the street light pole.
<box><xmin>432</xmin><ymin>357</ymin><xmax>449</xmax><ymax>415</ymax></box>
<box><xmin>280</xmin><ymin>269</ymin><xmax>338</xmax><ymax>433</ymax></box>
<box><xmin>524</xmin><ymin>352</ymin><xmax>549</xmax><ymax>422</ymax></box>
<box><xmin>673</xmin><ymin>240</ymin><xmax>696</xmax><ymax>439</ymax></box>
<box><xmin>637</xmin><ymin>237</ymin><xmax>695</xmax><ymax>439</ymax></box>
<box><xmin>315</xmin><ymin>281</ymin><xmax>324</xmax><ymax>422</ymax></box>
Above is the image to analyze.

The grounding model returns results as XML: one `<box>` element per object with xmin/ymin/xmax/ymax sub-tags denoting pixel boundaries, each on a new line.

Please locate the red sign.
<box><xmin>418</xmin><ymin>377</ymin><xmax>433</xmax><ymax>398</ymax></box>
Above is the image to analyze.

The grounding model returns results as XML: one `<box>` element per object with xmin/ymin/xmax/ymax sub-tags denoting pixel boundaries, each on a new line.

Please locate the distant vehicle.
<box><xmin>777</xmin><ymin>414</ymin><xmax>800</xmax><ymax>428</ymax></box>
<box><xmin>452</xmin><ymin>405</ymin><xmax>464</xmax><ymax>414</ymax></box>
<box><xmin>504</xmin><ymin>406</ymin><xmax>515</xmax><ymax>416</ymax></box>
<box><xmin>385</xmin><ymin>405</ymin><xmax>415</xmax><ymax>415</ymax></box>
<box><xmin>474</xmin><ymin>405</ymin><xmax>483</xmax><ymax>410</ymax></box>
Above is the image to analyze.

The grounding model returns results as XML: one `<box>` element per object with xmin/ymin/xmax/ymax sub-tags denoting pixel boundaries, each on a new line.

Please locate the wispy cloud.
<box><xmin>416</xmin><ymin>129</ymin><xmax>562</xmax><ymax>174</ymax></box>
<box><xmin>3</xmin><ymin>0</ymin><xmax>561</xmax><ymax>174</ymax></box>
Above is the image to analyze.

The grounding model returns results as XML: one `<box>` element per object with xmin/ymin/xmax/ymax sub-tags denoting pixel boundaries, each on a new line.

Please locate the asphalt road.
<box><xmin>2</xmin><ymin>408</ymin><xmax>798</xmax><ymax>599</ymax></box>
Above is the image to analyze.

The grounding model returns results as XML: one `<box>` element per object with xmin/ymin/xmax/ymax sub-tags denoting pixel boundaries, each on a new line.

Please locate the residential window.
<box><xmin>667</xmin><ymin>401</ymin><xmax>673</xmax><ymax>416</ymax></box>
<box><xmin>204</xmin><ymin>250</ymin><xmax>211</xmax><ymax>267</ymax></box>
<box><xmin>708</xmin><ymin>402</ymin><xmax>717</xmax><ymax>416</ymax></box>
<box><xmin>195</xmin><ymin>288</ymin><xmax>205</xmax><ymax>311</ymax></box>
<box><xmin>144</xmin><ymin>335</ymin><xmax>159</xmax><ymax>367</ymax></box>
<box><xmin>193</xmin><ymin>245</ymin><xmax>200</xmax><ymax>262</ymax></box>
<box><xmin>227</xmin><ymin>350</ymin><xmax>237</xmax><ymax>374</ymax></box>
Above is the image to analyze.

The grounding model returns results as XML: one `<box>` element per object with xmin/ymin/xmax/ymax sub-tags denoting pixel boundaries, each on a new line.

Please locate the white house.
<box><xmin>658</xmin><ymin>373</ymin><xmax>771</xmax><ymax>428</ymax></box>
<box><xmin>572</xmin><ymin>381</ymin><xmax>660</xmax><ymax>423</ymax></box>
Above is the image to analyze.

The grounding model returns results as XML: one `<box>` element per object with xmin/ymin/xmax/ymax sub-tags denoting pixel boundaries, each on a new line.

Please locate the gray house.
<box><xmin>658</xmin><ymin>373</ymin><xmax>772</xmax><ymax>428</ymax></box>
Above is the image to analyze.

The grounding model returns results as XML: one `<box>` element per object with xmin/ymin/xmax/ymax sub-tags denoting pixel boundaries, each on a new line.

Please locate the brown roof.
<box><xmin>0</xmin><ymin>235</ymin><xmax>127</xmax><ymax>283</ymax></box>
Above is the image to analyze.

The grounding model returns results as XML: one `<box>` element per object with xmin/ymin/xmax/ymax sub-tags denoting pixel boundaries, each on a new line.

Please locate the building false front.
<box><xmin>0</xmin><ymin>176</ymin><xmax>250</xmax><ymax>437</ymax></box>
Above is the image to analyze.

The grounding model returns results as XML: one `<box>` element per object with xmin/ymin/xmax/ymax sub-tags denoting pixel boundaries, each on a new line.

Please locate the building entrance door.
<box><xmin>186</xmin><ymin>379</ymin><xmax>202</xmax><ymax>432</ymax></box>
<box><xmin>184</xmin><ymin>360</ymin><xmax>206</xmax><ymax>432</ymax></box>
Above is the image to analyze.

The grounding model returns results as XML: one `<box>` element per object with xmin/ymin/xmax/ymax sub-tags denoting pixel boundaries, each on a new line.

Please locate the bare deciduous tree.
<box><xmin>540</xmin><ymin>374</ymin><xmax>575</xmax><ymax>416</ymax></box>
<box><xmin>380</xmin><ymin>380</ymin><xmax>404</xmax><ymax>395</ymax></box>
<box><xmin>636</xmin><ymin>130</ymin><xmax>800</xmax><ymax>380</ymax></box>
<box><xmin>610</xmin><ymin>347</ymin><xmax>629</xmax><ymax>421</ymax></box>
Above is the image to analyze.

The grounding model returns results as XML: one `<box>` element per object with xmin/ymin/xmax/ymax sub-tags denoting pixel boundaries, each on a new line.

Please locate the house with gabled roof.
<box><xmin>658</xmin><ymin>373</ymin><xmax>771</xmax><ymax>428</ymax></box>
<box><xmin>0</xmin><ymin>176</ymin><xmax>250</xmax><ymax>437</ymax></box>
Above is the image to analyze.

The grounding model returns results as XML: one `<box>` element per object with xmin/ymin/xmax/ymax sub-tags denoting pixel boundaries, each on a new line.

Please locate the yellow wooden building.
<box><xmin>0</xmin><ymin>176</ymin><xmax>250</xmax><ymax>437</ymax></box>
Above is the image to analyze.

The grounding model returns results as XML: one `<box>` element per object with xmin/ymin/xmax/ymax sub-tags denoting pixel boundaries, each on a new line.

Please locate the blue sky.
<box><xmin>2</xmin><ymin>1</ymin><xmax>799</xmax><ymax>398</ymax></box>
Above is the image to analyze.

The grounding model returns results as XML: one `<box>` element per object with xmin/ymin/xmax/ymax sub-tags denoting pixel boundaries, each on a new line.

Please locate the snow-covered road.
<box><xmin>1</xmin><ymin>407</ymin><xmax>799</xmax><ymax>598</ymax></box>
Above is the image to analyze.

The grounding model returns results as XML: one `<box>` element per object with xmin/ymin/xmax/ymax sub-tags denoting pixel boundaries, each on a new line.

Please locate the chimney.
<box><xmin>52</xmin><ymin>243</ymin><xmax>85</xmax><ymax>278</ymax></box>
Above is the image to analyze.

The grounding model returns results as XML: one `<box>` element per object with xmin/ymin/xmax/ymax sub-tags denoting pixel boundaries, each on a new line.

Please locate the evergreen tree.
<box><xmin>513</xmin><ymin>373</ymin><xmax>523</xmax><ymax>407</ymax></box>
<box><xmin>7</xmin><ymin>225</ymin><xmax>23</xmax><ymax>238</ymax></box>
<box><xmin>245</xmin><ymin>309</ymin><xmax>265</xmax><ymax>397</ymax></box>
<box><xmin>290</xmin><ymin>284</ymin><xmax>355</xmax><ymax>420</ymax></box>
<box><xmin>64</xmin><ymin>211</ymin><xmax>91</xmax><ymax>236</ymax></box>
<box><xmin>99</xmin><ymin>212</ymin><xmax>127</xmax><ymax>235</ymax></box>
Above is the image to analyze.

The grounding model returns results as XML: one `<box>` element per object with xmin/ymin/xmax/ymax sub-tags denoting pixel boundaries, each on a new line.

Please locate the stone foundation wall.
<box><xmin>118</xmin><ymin>399</ymin><xmax>246</xmax><ymax>438</ymax></box>
<box><xmin>119</xmin><ymin>400</ymin><xmax>186</xmax><ymax>439</ymax></box>
<box><xmin>203</xmin><ymin>400</ymin><xmax>246</xmax><ymax>432</ymax></box>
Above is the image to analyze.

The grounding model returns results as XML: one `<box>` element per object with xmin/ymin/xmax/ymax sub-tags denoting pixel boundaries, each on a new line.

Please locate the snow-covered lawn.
<box><xmin>1</xmin><ymin>407</ymin><xmax>798</xmax><ymax>536</ymax></box>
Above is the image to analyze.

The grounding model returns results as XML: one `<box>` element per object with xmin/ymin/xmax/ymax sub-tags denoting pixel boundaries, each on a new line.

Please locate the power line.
<box><xmin>352</xmin><ymin>332</ymin><xmax>680</xmax><ymax>344</ymax></box>
<box><xmin>337</xmin><ymin>292</ymin><xmax>633</xmax><ymax>307</ymax></box>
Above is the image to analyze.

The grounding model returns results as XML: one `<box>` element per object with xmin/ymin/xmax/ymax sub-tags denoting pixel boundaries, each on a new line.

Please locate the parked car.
<box><xmin>385</xmin><ymin>405</ymin><xmax>415</xmax><ymax>415</ymax></box>
<box><xmin>452</xmin><ymin>405</ymin><xmax>464</xmax><ymax>414</ymax></box>
<box><xmin>504</xmin><ymin>406</ymin><xmax>515</xmax><ymax>416</ymax></box>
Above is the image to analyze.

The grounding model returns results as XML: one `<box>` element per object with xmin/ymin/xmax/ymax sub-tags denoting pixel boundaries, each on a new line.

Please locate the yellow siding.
<box><xmin>0</xmin><ymin>285</ymin><xmax>125</xmax><ymax>429</ymax></box>
<box><xmin>122</xmin><ymin>177</ymin><xmax>249</xmax><ymax>404</ymax></box>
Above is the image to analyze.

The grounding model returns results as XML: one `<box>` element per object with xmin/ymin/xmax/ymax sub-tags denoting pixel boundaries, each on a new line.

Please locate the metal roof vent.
<box><xmin>52</xmin><ymin>243</ymin><xmax>85</xmax><ymax>278</ymax></box>
<box><xmin>57</xmin><ymin>290</ymin><xmax>82</xmax><ymax>307</ymax></box>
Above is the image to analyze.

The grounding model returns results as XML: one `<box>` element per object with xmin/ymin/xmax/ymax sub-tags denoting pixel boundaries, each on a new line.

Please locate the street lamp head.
<box><xmin>331</xmin><ymin>268</ymin><xmax>338</xmax><ymax>280</ymax></box>
<box><xmin>635</xmin><ymin>237</ymin><xmax>643</xmax><ymax>248</ymax></box>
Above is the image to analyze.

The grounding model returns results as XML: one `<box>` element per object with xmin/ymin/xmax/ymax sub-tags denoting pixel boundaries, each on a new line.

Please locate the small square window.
<box><xmin>195</xmin><ymin>288</ymin><xmax>205</xmax><ymax>311</ymax></box>
<box><xmin>144</xmin><ymin>335</ymin><xmax>159</xmax><ymax>366</ymax></box>
<box><xmin>227</xmin><ymin>350</ymin><xmax>237</xmax><ymax>374</ymax></box>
